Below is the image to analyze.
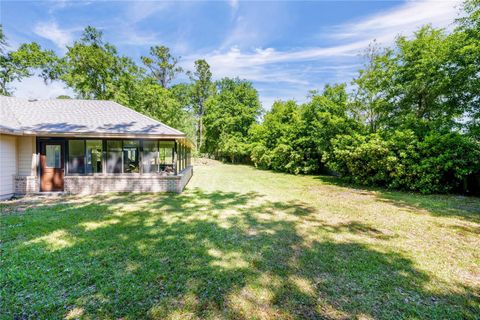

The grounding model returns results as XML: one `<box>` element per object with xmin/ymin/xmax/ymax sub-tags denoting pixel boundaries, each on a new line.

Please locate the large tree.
<box><xmin>203</xmin><ymin>77</ymin><xmax>262</xmax><ymax>162</ymax></box>
<box><xmin>453</xmin><ymin>0</ymin><xmax>480</xmax><ymax>139</ymax></box>
<box><xmin>141</xmin><ymin>45</ymin><xmax>182</xmax><ymax>88</ymax></box>
<box><xmin>0</xmin><ymin>41</ymin><xmax>57</xmax><ymax>96</ymax></box>
<box><xmin>58</xmin><ymin>26</ymin><xmax>141</xmax><ymax>100</ymax></box>
<box><xmin>188</xmin><ymin>59</ymin><xmax>212</xmax><ymax>150</ymax></box>
<box><xmin>353</xmin><ymin>25</ymin><xmax>476</xmax><ymax>136</ymax></box>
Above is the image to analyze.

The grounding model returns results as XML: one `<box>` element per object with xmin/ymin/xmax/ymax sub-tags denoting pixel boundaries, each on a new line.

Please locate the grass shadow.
<box><xmin>1</xmin><ymin>189</ymin><xmax>479</xmax><ymax>319</ymax></box>
<box><xmin>314</xmin><ymin>175</ymin><xmax>480</xmax><ymax>224</ymax></box>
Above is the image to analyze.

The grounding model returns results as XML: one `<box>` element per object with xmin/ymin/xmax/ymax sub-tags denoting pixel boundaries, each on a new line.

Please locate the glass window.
<box><xmin>123</xmin><ymin>140</ymin><xmax>140</xmax><ymax>173</ymax></box>
<box><xmin>106</xmin><ymin>140</ymin><xmax>122</xmax><ymax>173</ymax></box>
<box><xmin>143</xmin><ymin>140</ymin><xmax>159</xmax><ymax>173</ymax></box>
<box><xmin>86</xmin><ymin>140</ymin><xmax>103</xmax><ymax>174</ymax></box>
<box><xmin>68</xmin><ymin>140</ymin><xmax>84</xmax><ymax>173</ymax></box>
<box><xmin>46</xmin><ymin>145</ymin><xmax>61</xmax><ymax>168</ymax></box>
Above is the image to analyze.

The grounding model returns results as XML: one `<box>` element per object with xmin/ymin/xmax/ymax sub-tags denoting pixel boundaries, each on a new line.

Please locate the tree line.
<box><xmin>1</xmin><ymin>0</ymin><xmax>478</xmax><ymax>193</ymax></box>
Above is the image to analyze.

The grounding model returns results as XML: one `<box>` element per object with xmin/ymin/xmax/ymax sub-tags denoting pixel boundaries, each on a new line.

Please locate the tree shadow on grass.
<box><xmin>314</xmin><ymin>175</ymin><xmax>480</xmax><ymax>224</ymax></box>
<box><xmin>1</xmin><ymin>189</ymin><xmax>478</xmax><ymax>319</ymax></box>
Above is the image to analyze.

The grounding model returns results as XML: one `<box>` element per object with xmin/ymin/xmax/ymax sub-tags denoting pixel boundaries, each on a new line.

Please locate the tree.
<box><xmin>0</xmin><ymin>25</ymin><xmax>7</xmax><ymax>55</ymax></box>
<box><xmin>300</xmin><ymin>84</ymin><xmax>360</xmax><ymax>171</ymax></box>
<box><xmin>132</xmin><ymin>78</ymin><xmax>196</xmax><ymax>142</ymax></box>
<box><xmin>59</xmin><ymin>26</ymin><xmax>141</xmax><ymax>100</ymax></box>
<box><xmin>0</xmin><ymin>41</ymin><xmax>58</xmax><ymax>95</ymax></box>
<box><xmin>188</xmin><ymin>59</ymin><xmax>212</xmax><ymax>150</ymax></box>
<box><xmin>203</xmin><ymin>78</ymin><xmax>262</xmax><ymax>162</ymax></box>
<box><xmin>141</xmin><ymin>45</ymin><xmax>182</xmax><ymax>88</ymax></box>
<box><xmin>249</xmin><ymin>100</ymin><xmax>304</xmax><ymax>173</ymax></box>
<box><xmin>453</xmin><ymin>0</ymin><xmax>480</xmax><ymax>139</ymax></box>
<box><xmin>351</xmin><ymin>43</ymin><xmax>393</xmax><ymax>133</ymax></box>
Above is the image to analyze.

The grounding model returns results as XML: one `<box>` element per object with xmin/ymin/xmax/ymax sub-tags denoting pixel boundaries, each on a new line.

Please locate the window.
<box><xmin>68</xmin><ymin>140</ymin><xmax>85</xmax><ymax>173</ymax></box>
<box><xmin>46</xmin><ymin>145</ymin><xmax>61</xmax><ymax>168</ymax></box>
<box><xmin>106</xmin><ymin>140</ymin><xmax>122</xmax><ymax>173</ymax></box>
<box><xmin>143</xmin><ymin>140</ymin><xmax>159</xmax><ymax>173</ymax></box>
<box><xmin>86</xmin><ymin>140</ymin><xmax>103</xmax><ymax>173</ymax></box>
<box><xmin>123</xmin><ymin>140</ymin><xmax>140</xmax><ymax>173</ymax></box>
<box><xmin>160</xmin><ymin>141</ymin><xmax>174</xmax><ymax>173</ymax></box>
<box><xmin>65</xmin><ymin>139</ymin><xmax>180</xmax><ymax>175</ymax></box>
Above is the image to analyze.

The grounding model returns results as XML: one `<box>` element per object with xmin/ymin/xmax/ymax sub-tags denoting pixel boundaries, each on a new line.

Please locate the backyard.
<box><xmin>1</xmin><ymin>161</ymin><xmax>479</xmax><ymax>319</ymax></box>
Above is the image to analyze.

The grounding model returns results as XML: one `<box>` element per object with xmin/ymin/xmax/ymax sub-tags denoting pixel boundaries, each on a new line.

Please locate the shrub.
<box><xmin>325</xmin><ymin>131</ymin><xmax>480</xmax><ymax>193</ymax></box>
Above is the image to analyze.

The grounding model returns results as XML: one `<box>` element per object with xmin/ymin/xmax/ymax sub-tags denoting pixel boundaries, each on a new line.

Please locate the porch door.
<box><xmin>40</xmin><ymin>141</ymin><xmax>65</xmax><ymax>191</ymax></box>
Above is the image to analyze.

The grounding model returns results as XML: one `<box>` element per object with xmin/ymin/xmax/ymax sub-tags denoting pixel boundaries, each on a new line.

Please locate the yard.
<box><xmin>1</xmin><ymin>162</ymin><xmax>479</xmax><ymax>320</ymax></box>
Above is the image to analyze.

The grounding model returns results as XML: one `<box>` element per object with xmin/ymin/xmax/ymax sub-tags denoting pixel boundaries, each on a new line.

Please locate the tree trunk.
<box><xmin>198</xmin><ymin>116</ymin><xmax>203</xmax><ymax>151</ymax></box>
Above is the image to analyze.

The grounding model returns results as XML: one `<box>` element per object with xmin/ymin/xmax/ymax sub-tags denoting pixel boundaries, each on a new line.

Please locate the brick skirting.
<box><xmin>14</xmin><ymin>166</ymin><xmax>193</xmax><ymax>195</ymax></box>
<box><xmin>14</xmin><ymin>176</ymin><xmax>39</xmax><ymax>195</ymax></box>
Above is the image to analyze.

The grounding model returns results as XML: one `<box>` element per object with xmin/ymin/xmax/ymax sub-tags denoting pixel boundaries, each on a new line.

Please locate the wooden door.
<box><xmin>40</xmin><ymin>142</ymin><xmax>64</xmax><ymax>191</ymax></box>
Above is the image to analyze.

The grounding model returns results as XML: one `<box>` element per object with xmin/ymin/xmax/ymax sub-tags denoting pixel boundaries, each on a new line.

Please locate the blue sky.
<box><xmin>1</xmin><ymin>0</ymin><xmax>462</xmax><ymax>108</ymax></box>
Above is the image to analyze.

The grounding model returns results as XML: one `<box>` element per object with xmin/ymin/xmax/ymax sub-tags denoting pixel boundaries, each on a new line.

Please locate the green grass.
<box><xmin>1</xmin><ymin>162</ymin><xmax>479</xmax><ymax>319</ymax></box>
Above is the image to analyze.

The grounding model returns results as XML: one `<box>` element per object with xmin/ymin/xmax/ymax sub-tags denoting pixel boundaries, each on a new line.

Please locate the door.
<box><xmin>40</xmin><ymin>141</ymin><xmax>64</xmax><ymax>191</ymax></box>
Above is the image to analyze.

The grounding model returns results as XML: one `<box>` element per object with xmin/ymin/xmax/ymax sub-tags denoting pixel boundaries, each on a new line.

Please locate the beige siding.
<box><xmin>0</xmin><ymin>134</ymin><xmax>18</xmax><ymax>199</ymax></box>
<box><xmin>17</xmin><ymin>136</ymin><xmax>37</xmax><ymax>176</ymax></box>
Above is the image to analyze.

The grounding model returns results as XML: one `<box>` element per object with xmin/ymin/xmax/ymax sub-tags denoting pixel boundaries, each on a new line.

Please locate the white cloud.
<box><xmin>183</xmin><ymin>0</ymin><xmax>462</xmax><ymax>108</ymax></box>
<box><xmin>127</xmin><ymin>1</ymin><xmax>171</xmax><ymax>23</ymax></box>
<box><xmin>328</xmin><ymin>0</ymin><xmax>461</xmax><ymax>41</ymax></box>
<box><xmin>229</xmin><ymin>0</ymin><xmax>239</xmax><ymax>10</ymax></box>
<box><xmin>33</xmin><ymin>21</ymin><xmax>73</xmax><ymax>49</ymax></box>
<box><xmin>12</xmin><ymin>77</ymin><xmax>74</xmax><ymax>100</ymax></box>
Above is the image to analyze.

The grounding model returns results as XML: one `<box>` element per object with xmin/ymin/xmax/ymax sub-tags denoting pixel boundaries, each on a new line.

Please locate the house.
<box><xmin>0</xmin><ymin>96</ymin><xmax>193</xmax><ymax>200</ymax></box>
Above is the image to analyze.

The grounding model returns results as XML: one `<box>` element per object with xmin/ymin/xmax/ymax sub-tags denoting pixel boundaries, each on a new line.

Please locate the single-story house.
<box><xmin>0</xmin><ymin>96</ymin><xmax>193</xmax><ymax>200</ymax></box>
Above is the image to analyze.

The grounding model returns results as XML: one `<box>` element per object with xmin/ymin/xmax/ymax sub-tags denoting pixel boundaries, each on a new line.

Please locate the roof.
<box><xmin>0</xmin><ymin>96</ymin><xmax>185</xmax><ymax>138</ymax></box>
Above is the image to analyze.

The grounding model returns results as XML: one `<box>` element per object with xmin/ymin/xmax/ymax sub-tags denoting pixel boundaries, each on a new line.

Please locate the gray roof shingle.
<box><xmin>0</xmin><ymin>96</ymin><xmax>185</xmax><ymax>137</ymax></box>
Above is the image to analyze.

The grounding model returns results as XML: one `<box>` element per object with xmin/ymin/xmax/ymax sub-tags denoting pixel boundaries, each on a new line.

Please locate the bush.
<box><xmin>325</xmin><ymin>131</ymin><xmax>480</xmax><ymax>193</ymax></box>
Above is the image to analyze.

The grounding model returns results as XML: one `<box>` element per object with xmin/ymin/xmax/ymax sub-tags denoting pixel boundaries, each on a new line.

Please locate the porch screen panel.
<box><xmin>159</xmin><ymin>141</ymin><xmax>174</xmax><ymax>173</ymax></box>
<box><xmin>106</xmin><ymin>141</ymin><xmax>122</xmax><ymax>173</ymax></box>
<box><xmin>86</xmin><ymin>140</ymin><xmax>103</xmax><ymax>174</ymax></box>
<box><xmin>68</xmin><ymin>140</ymin><xmax>85</xmax><ymax>174</ymax></box>
<box><xmin>177</xmin><ymin>143</ymin><xmax>183</xmax><ymax>172</ymax></box>
<box><xmin>143</xmin><ymin>140</ymin><xmax>159</xmax><ymax>173</ymax></box>
<box><xmin>183</xmin><ymin>145</ymin><xmax>187</xmax><ymax>170</ymax></box>
<box><xmin>123</xmin><ymin>140</ymin><xmax>140</xmax><ymax>173</ymax></box>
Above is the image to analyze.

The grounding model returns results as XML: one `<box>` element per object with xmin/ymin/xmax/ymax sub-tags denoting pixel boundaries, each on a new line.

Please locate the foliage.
<box><xmin>130</xmin><ymin>78</ymin><xmax>196</xmax><ymax>141</ymax></box>
<box><xmin>0</xmin><ymin>25</ymin><xmax>7</xmax><ymax>54</ymax></box>
<box><xmin>141</xmin><ymin>45</ymin><xmax>183</xmax><ymax>88</ymax></box>
<box><xmin>203</xmin><ymin>78</ymin><xmax>262</xmax><ymax>162</ymax></box>
<box><xmin>0</xmin><ymin>41</ymin><xmax>57</xmax><ymax>95</ymax></box>
<box><xmin>2</xmin><ymin>0</ymin><xmax>479</xmax><ymax>193</ymax></box>
<box><xmin>251</xmin><ymin>85</ymin><xmax>357</xmax><ymax>174</ymax></box>
<box><xmin>59</xmin><ymin>26</ymin><xmax>142</xmax><ymax>101</ymax></box>
<box><xmin>188</xmin><ymin>59</ymin><xmax>213</xmax><ymax>149</ymax></box>
<box><xmin>325</xmin><ymin>131</ymin><xmax>480</xmax><ymax>193</ymax></box>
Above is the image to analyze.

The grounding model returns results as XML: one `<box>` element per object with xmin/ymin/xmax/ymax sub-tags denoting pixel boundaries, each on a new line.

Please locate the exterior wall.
<box><xmin>9</xmin><ymin>133</ymin><xmax>193</xmax><ymax>196</ymax></box>
<box><xmin>14</xmin><ymin>176</ymin><xmax>38</xmax><ymax>195</ymax></box>
<box><xmin>177</xmin><ymin>165</ymin><xmax>193</xmax><ymax>193</ymax></box>
<box><xmin>0</xmin><ymin>134</ymin><xmax>18</xmax><ymax>200</ymax></box>
<box><xmin>17</xmin><ymin>136</ymin><xmax>37</xmax><ymax>176</ymax></box>
<box><xmin>63</xmin><ymin>166</ymin><xmax>193</xmax><ymax>194</ymax></box>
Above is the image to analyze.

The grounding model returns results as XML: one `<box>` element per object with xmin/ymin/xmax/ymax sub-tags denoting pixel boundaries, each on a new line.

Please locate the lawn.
<box><xmin>1</xmin><ymin>162</ymin><xmax>479</xmax><ymax>319</ymax></box>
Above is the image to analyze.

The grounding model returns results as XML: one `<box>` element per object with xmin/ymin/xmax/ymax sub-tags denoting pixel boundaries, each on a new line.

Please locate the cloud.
<box><xmin>127</xmin><ymin>1</ymin><xmax>171</xmax><ymax>23</ymax></box>
<box><xmin>229</xmin><ymin>0</ymin><xmax>239</xmax><ymax>11</ymax></box>
<box><xmin>33</xmin><ymin>21</ymin><xmax>73</xmax><ymax>49</ymax></box>
<box><xmin>328</xmin><ymin>0</ymin><xmax>461</xmax><ymax>42</ymax></box>
<box><xmin>184</xmin><ymin>0</ymin><xmax>461</xmax><ymax>108</ymax></box>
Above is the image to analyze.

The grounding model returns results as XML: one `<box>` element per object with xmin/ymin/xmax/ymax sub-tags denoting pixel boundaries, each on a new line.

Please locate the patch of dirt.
<box><xmin>193</xmin><ymin>157</ymin><xmax>221</xmax><ymax>166</ymax></box>
<box><xmin>0</xmin><ymin>196</ymin><xmax>70</xmax><ymax>215</ymax></box>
